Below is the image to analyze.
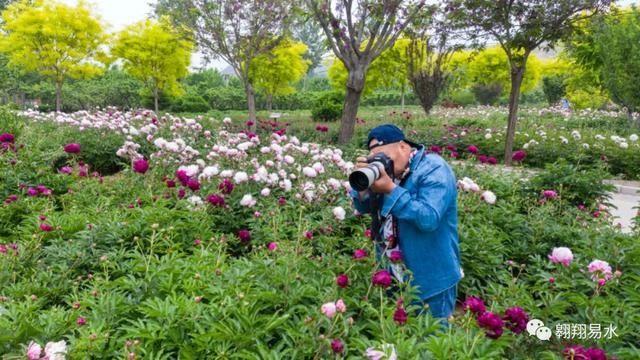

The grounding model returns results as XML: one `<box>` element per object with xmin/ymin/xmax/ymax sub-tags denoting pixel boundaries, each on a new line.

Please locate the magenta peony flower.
<box><xmin>549</xmin><ymin>277</ymin><xmax>555</xmax><ymax>284</ymax></box>
<box><xmin>330</xmin><ymin>339</ymin><xmax>344</xmax><ymax>353</ymax></box>
<box><xmin>238</xmin><ymin>229</ymin><xmax>251</xmax><ymax>243</ymax></box>
<box><xmin>177</xmin><ymin>188</ymin><xmax>186</xmax><ymax>199</ymax></box>
<box><xmin>59</xmin><ymin>166</ymin><xmax>73</xmax><ymax>174</ymax></box>
<box><xmin>512</xmin><ymin>150</ymin><xmax>526</xmax><ymax>162</ymax></box>
<box><xmin>372</xmin><ymin>270</ymin><xmax>392</xmax><ymax>288</ymax></box>
<box><xmin>40</xmin><ymin>223</ymin><xmax>53</xmax><ymax>232</ymax></box>
<box><xmin>176</xmin><ymin>170</ymin><xmax>190</xmax><ymax>186</ymax></box>
<box><xmin>27</xmin><ymin>187</ymin><xmax>39</xmax><ymax>197</ymax></box>
<box><xmin>278</xmin><ymin>196</ymin><xmax>286</xmax><ymax>206</ymax></box>
<box><xmin>64</xmin><ymin>143</ymin><xmax>81</xmax><ymax>154</ymax></box>
<box><xmin>132</xmin><ymin>159</ymin><xmax>149</xmax><ymax>174</ymax></box>
<box><xmin>186</xmin><ymin>178</ymin><xmax>200</xmax><ymax>191</ymax></box>
<box><xmin>487</xmin><ymin>157</ymin><xmax>497</xmax><ymax>165</ymax></box>
<box><xmin>77</xmin><ymin>317</ymin><xmax>87</xmax><ymax>326</ymax></box>
<box><xmin>388</xmin><ymin>250</ymin><xmax>402</xmax><ymax>263</ymax></box>
<box><xmin>336</xmin><ymin>274</ymin><xmax>349</xmax><ymax>288</ymax></box>
<box><xmin>503</xmin><ymin>306</ymin><xmax>528</xmax><ymax>334</ymax></box>
<box><xmin>562</xmin><ymin>345</ymin><xmax>588</xmax><ymax>360</ymax></box>
<box><xmin>166</xmin><ymin>179</ymin><xmax>176</xmax><ymax>188</ymax></box>
<box><xmin>78</xmin><ymin>164</ymin><xmax>89</xmax><ymax>177</ymax></box>
<box><xmin>467</xmin><ymin>145</ymin><xmax>479</xmax><ymax>154</ymax></box>
<box><xmin>304</xmin><ymin>231</ymin><xmax>313</xmax><ymax>239</ymax></box>
<box><xmin>430</xmin><ymin>145</ymin><xmax>442</xmax><ymax>154</ymax></box>
<box><xmin>0</xmin><ymin>133</ymin><xmax>15</xmax><ymax>143</ymax></box>
<box><xmin>353</xmin><ymin>249</ymin><xmax>368</xmax><ymax>260</ymax></box>
<box><xmin>268</xmin><ymin>242</ymin><xmax>278</xmax><ymax>251</ymax></box>
<box><xmin>393</xmin><ymin>306</ymin><xmax>408</xmax><ymax>325</ymax></box>
<box><xmin>477</xmin><ymin>311</ymin><xmax>504</xmax><ymax>339</ymax></box>
<box><xmin>548</xmin><ymin>247</ymin><xmax>573</xmax><ymax>266</ymax></box>
<box><xmin>543</xmin><ymin>190</ymin><xmax>558</xmax><ymax>199</ymax></box>
<box><xmin>364</xmin><ymin>228</ymin><xmax>372</xmax><ymax>238</ymax></box>
<box><xmin>585</xmin><ymin>347</ymin><xmax>607</xmax><ymax>360</ymax></box>
<box><xmin>478</xmin><ymin>155</ymin><xmax>488</xmax><ymax>163</ymax></box>
<box><xmin>218</xmin><ymin>179</ymin><xmax>234</xmax><ymax>194</ymax></box>
<box><xmin>462</xmin><ymin>296</ymin><xmax>486</xmax><ymax>315</ymax></box>
<box><xmin>207</xmin><ymin>194</ymin><xmax>225</xmax><ymax>207</ymax></box>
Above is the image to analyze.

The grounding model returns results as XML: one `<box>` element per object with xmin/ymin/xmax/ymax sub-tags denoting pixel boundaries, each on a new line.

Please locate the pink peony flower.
<box><xmin>64</xmin><ymin>143</ymin><xmax>81</xmax><ymax>154</ymax></box>
<box><xmin>330</xmin><ymin>339</ymin><xmax>344</xmax><ymax>353</ymax></box>
<box><xmin>267</xmin><ymin>242</ymin><xmax>278</xmax><ymax>251</ymax></box>
<box><xmin>585</xmin><ymin>347</ymin><xmax>607</xmax><ymax>360</ymax></box>
<box><xmin>218</xmin><ymin>179</ymin><xmax>234</xmax><ymax>194</ymax></box>
<box><xmin>462</xmin><ymin>296</ymin><xmax>486</xmax><ymax>315</ymax></box>
<box><xmin>304</xmin><ymin>231</ymin><xmax>313</xmax><ymax>239</ymax></box>
<box><xmin>321</xmin><ymin>302</ymin><xmax>337</xmax><ymax>318</ymax></box>
<box><xmin>393</xmin><ymin>306</ymin><xmax>408</xmax><ymax>325</ymax></box>
<box><xmin>353</xmin><ymin>249</ymin><xmax>368</xmax><ymax>260</ymax></box>
<box><xmin>503</xmin><ymin>306</ymin><xmax>528</xmax><ymax>334</ymax></box>
<box><xmin>335</xmin><ymin>299</ymin><xmax>346</xmax><ymax>313</ymax></box>
<box><xmin>549</xmin><ymin>277</ymin><xmax>555</xmax><ymax>284</ymax></box>
<box><xmin>512</xmin><ymin>150</ymin><xmax>526</xmax><ymax>162</ymax></box>
<box><xmin>467</xmin><ymin>145</ymin><xmax>479</xmax><ymax>154</ymax></box>
<box><xmin>207</xmin><ymin>194</ymin><xmax>225</xmax><ymax>207</ymax></box>
<box><xmin>588</xmin><ymin>260</ymin><xmax>613</xmax><ymax>281</ymax></box>
<box><xmin>548</xmin><ymin>247</ymin><xmax>573</xmax><ymax>266</ymax></box>
<box><xmin>77</xmin><ymin>317</ymin><xmax>87</xmax><ymax>326</ymax></box>
<box><xmin>372</xmin><ymin>270</ymin><xmax>392</xmax><ymax>288</ymax></box>
<box><xmin>132</xmin><ymin>159</ymin><xmax>149</xmax><ymax>174</ymax></box>
<box><xmin>237</xmin><ymin>229</ymin><xmax>251</xmax><ymax>243</ymax></box>
<box><xmin>39</xmin><ymin>223</ymin><xmax>53</xmax><ymax>232</ymax></box>
<box><xmin>336</xmin><ymin>274</ymin><xmax>349</xmax><ymax>288</ymax></box>
<box><xmin>543</xmin><ymin>190</ymin><xmax>558</xmax><ymax>199</ymax></box>
<box><xmin>388</xmin><ymin>250</ymin><xmax>402</xmax><ymax>263</ymax></box>
<box><xmin>477</xmin><ymin>311</ymin><xmax>504</xmax><ymax>339</ymax></box>
<box><xmin>59</xmin><ymin>166</ymin><xmax>73</xmax><ymax>174</ymax></box>
<box><xmin>186</xmin><ymin>178</ymin><xmax>200</xmax><ymax>191</ymax></box>
<box><xmin>26</xmin><ymin>341</ymin><xmax>42</xmax><ymax>360</ymax></box>
<box><xmin>364</xmin><ymin>228</ymin><xmax>372</xmax><ymax>238</ymax></box>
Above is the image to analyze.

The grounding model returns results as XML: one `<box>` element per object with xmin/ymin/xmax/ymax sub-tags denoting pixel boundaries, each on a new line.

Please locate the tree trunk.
<box><xmin>401</xmin><ymin>82</ymin><xmax>406</xmax><ymax>112</ymax></box>
<box><xmin>154</xmin><ymin>86</ymin><xmax>159</xmax><ymax>114</ymax></box>
<box><xmin>504</xmin><ymin>65</ymin><xmax>526</xmax><ymax>166</ymax></box>
<box><xmin>266</xmin><ymin>93</ymin><xmax>273</xmax><ymax>112</ymax></box>
<box><xmin>245</xmin><ymin>82</ymin><xmax>257</xmax><ymax>124</ymax></box>
<box><xmin>338</xmin><ymin>66</ymin><xmax>366</xmax><ymax>144</ymax></box>
<box><xmin>55</xmin><ymin>81</ymin><xmax>63</xmax><ymax>112</ymax></box>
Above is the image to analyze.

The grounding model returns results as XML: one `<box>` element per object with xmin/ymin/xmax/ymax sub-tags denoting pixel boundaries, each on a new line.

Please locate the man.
<box><xmin>350</xmin><ymin>124</ymin><xmax>461</xmax><ymax>322</ymax></box>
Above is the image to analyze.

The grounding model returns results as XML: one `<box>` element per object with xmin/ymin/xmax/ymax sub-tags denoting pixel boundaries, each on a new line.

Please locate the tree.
<box><xmin>0</xmin><ymin>0</ymin><xmax>107</xmax><ymax>112</ymax></box>
<box><xmin>112</xmin><ymin>18</ymin><xmax>193</xmax><ymax>113</ymax></box>
<box><xmin>306</xmin><ymin>0</ymin><xmax>428</xmax><ymax>144</ymax></box>
<box><xmin>249</xmin><ymin>39</ymin><xmax>310</xmax><ymax>111</ymax></box>
<box><xmin>568</xmin><ymin>6</ymin><xmax>640</xmax><ymax>120</ymax></box>
<box><xmin>158</xmin><ymin>0</ymin><xmax>294</xmax><ymax>124</ymax></box>
<box><xmin>447</xmin><ymin>0</ymin><xmax>611</xmax><ymax>164</ymax></box>
<box><xmin>292</xmin><ymin>16</ymin><xmax>327</xmax><ymax>76</ymax></box>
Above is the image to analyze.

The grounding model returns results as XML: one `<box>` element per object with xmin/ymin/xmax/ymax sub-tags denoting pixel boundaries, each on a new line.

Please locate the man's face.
<box><xmin>367</xmin><ymin>140</ymin><xmax>410</xmax><ymax>177</ymax></box>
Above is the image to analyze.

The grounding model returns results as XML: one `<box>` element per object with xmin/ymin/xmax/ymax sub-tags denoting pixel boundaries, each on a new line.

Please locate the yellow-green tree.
<box><xmin>112</xmin><ymin>18</ymin><xmax>192</xmax><ymax>113</ymax></box>
<box><xmin>249</xmin><ymin>39</ymin><xmax>310</xmax><ymax>112</ymax></box>
<box><xmin>0</xmin><ymin>0</ymin><xmax>107</xmax><ymax>112</ymax></box>
<box><xmin>466</xmin><ymin>47</ymin><xmax>542</xmax><ymax>94</ymax></box>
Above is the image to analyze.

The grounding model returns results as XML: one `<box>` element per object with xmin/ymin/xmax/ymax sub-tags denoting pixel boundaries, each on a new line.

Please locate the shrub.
<box><xmin>311</xmin><ymin>91</ymin><xmax>343</xmax><ymax>122</ymax></box>
<box><xmin>542</xmin><ymin>75</ymin><xmax>566</xmax><ymax>105</ymax></box>
<box><xmin>471</xmin><ymin>82</ymin><xmax>503</xmax><ymax>105</ymax></box>
<box><xmin>171</xmin><ymin>93</ymin><xmax>211</xmax><ymax>113</ymax></box>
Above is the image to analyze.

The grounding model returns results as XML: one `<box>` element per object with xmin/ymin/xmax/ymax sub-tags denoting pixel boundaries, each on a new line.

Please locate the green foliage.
<box><xmin>542</xmin><ymin>75</ymin><xmax>567</xmax><ymax>105</ymax></box>
<box><xmin>471</xmin><ymin>83</ymin><xmax>503</xmax><ymax>105</ymax></box>
<box><xmin>249</xmin><ymin>38</ymin><xmax>310</xmax><ymax>99</ymax></box>
<box><xmin>311</xmin><ymin>91</ymin><xmax>343</xmax><ymax>122</ymax></box>
<box><xmin>171</xmin><ymin>92</ymin><xmax>211</xmax><ymax>113</ymax></box>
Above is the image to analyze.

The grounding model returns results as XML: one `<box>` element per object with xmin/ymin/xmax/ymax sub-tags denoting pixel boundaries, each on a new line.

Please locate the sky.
<box><xmin>60</xmin><ymin>0</ymin><xmax>640</xmax><ymax>72</ymax></box>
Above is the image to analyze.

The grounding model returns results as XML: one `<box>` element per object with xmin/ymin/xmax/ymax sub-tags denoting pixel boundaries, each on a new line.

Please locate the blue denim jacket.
<box><xmin>350</xmin><ymin>146</ymin><xmax>461</xmax><ymax>299</ymax></box>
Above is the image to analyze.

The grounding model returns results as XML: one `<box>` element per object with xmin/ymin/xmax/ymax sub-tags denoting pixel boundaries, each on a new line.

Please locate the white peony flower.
<box><xmin>481</xmin><ymin>190</ymin><xmax>496</xmax><ymax>204</ymax></box>
<box><xmin>44</xmin><ymin>340</ymin><xmax>67</xmax><ymax>360</ymax></box>
<box><xmin>260</xmin><ymin>188</ymin><xmax>271</xmax><ymax>197</ymax></box>
<box><xmin>620</xmin><ymin>142</ymin><xmax>629</xmax><ymax>149</ymax></box>
<box><xmin>283</xmin><ymin>155</ymin><xmax>295</xmax><ymax>165</ymax></box>
<box><xmin>234</xmin><ymin>171</ymin><xmax>249</xmax><ymax>183</ymax></box>
<box><xmin>630</xmin><ymin>134</ymin><xmax>638</xmax><ymax>142</ymax></box>
<box><xmin>333</xmin><ymin>206</ymin><xmax>346</xmax><ymax>220</ymax></box>
<box><xmin>240</xmin><ymin>194</ymin><xmax>256</xmax><ymax>207</ymax></box>
<box><xmin>302</xmin><ymin>167</ymin><xmax>318</xmax><ymax>178</ymax></box>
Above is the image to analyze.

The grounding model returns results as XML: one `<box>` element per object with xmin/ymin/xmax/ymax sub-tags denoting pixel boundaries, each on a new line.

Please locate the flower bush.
<box><xmin>0</xmin><ymin>107</ymin><xmax>638</xmax><ymax>358</ymax></box>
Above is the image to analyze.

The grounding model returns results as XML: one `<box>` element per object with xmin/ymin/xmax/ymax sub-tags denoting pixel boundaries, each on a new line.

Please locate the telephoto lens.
<box><xmin>349</xmin><ymin>163</ymin><xmax>381</xmax><ymax>191</ymax></box>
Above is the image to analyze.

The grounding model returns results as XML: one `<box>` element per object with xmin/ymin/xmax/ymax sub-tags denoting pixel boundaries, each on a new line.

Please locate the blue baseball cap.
<box><xmin>367</xmin><ymin>124</ymin><xmax>419</xmax><ymax>150</ymax></box>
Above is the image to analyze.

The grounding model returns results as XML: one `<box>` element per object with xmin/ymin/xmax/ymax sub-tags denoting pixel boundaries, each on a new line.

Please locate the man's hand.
<box><xmin>369</xmin><ymin>163</ymin><xmax>396</xmax><ymax>194</ymax></box>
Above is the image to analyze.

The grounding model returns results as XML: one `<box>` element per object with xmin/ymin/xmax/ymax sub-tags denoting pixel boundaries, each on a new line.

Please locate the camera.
<box><xmin>349</xmin><ymin>153</ymin><xmax>395</xmax><ymax>191</ymax></box>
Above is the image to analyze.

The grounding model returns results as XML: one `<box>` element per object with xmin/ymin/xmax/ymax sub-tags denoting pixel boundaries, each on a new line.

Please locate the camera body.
<box><xmin>348</xmin><ymin>153</ymin><xmax>395</xmax><ymax>191</ymax></box>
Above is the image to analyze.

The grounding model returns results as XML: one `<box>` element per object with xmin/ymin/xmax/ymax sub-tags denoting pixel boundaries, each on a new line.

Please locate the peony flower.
<box><xmin>0</xmin><ymin>133</ymin><xmax>15</xmax><ymax>143</ymax></box>
<box><xmin>59</xmin><ymin>166</ymin><xmax>73</xmax><ymax>174</ymax></box>
<box><xmin>332</xmin><ymin>206</ymin><xmax>346</xmax><ymax>220</ymax></box>
<box><xmin>365</xmin><ymin>348</ymin><xmax>385</xmax><ymax>360</ymax></box>
<box><xmin>133</xmin><ymin>159</ymin><xmax>149</xmax><ymax>174</ymax></box>
<box><xmin>336</xmin><ymin>274</ymin><xmax>349</xmax><ymax>288</ymax></box>
<box><xmin>218</xmin><ymin>179</ymin><xmax>234</xmax><ymax>194</ymax></box>
<box><xmin>237</xmin><ymin>229</ymin><xmax>251</xmax><ymax>243</ymax></box>
<box><xmin>585</xmin><ymin>347</ymin><xmax>607</xmax><ymax>360</ymax></box>
<box><xmin>629</xmin><ymin>134</ymin><xmax>638</xmax><ymax>142</ymax></box>
<box><xmin>372</xmin><ymin>270</ymin><xmax>392</xmax><ymax>288</ymax></box>
<box><xmin>467</xmin><ymin>145</ymin><xmax>479</xmax><ymax>154</ymax></box>
<box><xmin>512</xmin><ymin>150</ymin><xmax>526</xmax><ymax>162</ymax></box>
<box><xmin>487</xmin><ymin>157</ymin><xmax>497</xmax><ymax>165</ymax></box>
<box><xmin>44</xmin><ymin>340</ymin><xmax>67</xmax><ymax>360</ymax></box>
<box><xmin>548</xmin><ymin>247</ymin><xmax>573</xmax><ymax>266</ymax></box>
<box><xmin>27</xmin><ymin>341</ymin><xmax>42</xmax><ymax>360</ymax></box>
<box><xmin>503</xmin><ymin>306</ymin><xmax>528</xmax><ymax>334</ymax></box>
<box><xmin>393</xmin><ymin>306</ymin><xmax>408</xmax><ymax>325</ymax></box>
<box><xmin>543</xmin><ymin>190</ymin><xmax>558</xmax><ymax>199</ymax></box>
<box><xmin>260</xmin><ymin>188</ymin><xmax>271</xmax><ymax>197</ymax></box>
<box><xmin>481</xmin><ymin>190</ymin><xmax>496</xmax><ymax>204</ymax></box>
<box><xmin>462</xmin><ymin>296</ymin><xmax>486</xmax><ymax>315</ymax></box>
<box><xmin>267</xmin><ymin>242</ymin><xmax>278</xmax><ymax>251</ymax></box>
<box><xmin>64</xmin><ymin>143</ymin><xmax>81</xmax><ymax>154</ymax></box>
<box><xmin>240</xmin><ymin>194</ymin><xmax>256</xmax><ymax>207</ymax></box>
<box><xmin>365</xmin><ymin>345</ymin><xmax>397</xmax><ymax>360</ymax></box>
<box><xmin>77</xmin><ymin>316</ymin><xmax>87</xmax><ymax>326</ymax></box>
<box><xmin>234</xmin><ymin>171</ymin><xmax>248</xmax><ymax>184</ymax></box>
<box><xmin>40</xmin><ymin>223</ymin><xmax>53</xmax><ymax>232</ymax></box>
<box><xmin>335</xmin><ymin>299</ymin><xmax>346</xmax><ymax>313</ymax></box>
<box><xmin>388</xmin><ymin>250</ymin><xmax>402</xmax><ymax>263</ymax></box>
<box><xmin>302</xmin><ymin>167</ymin><xmax>317</xmax><ymax>178</ymax></box>
<box><xmin>588</xmin><ymin>260</ymin><xmax>613</xmax><ymax>281</ymax></box>
<box><xmin>477</xmin><ymin>311</ymin><xmax>504</xmax><ymax>339</ymax></box>
<box><xmin>330</xmin><ymin>339</ymin><xmax>344</xmax><ymax>353</ymax></box>
<box><xmin>207</xmin><ymin>194</ymin><xmax>225</xmax><ymax>207</ymax></box>
<box><xmin>321</xmin><ymin>302</ymin><xmax>337</xmax><ymax>318</ymax></box>
<box><xmin>353</xmin><ymin>249</ymin><xmax>368</xmax><ymax>260</ymax></box>
<box><xmin>562</xmin><ymin>345</ymin><xmax>588</xmax><ymax>360</ymax></box>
